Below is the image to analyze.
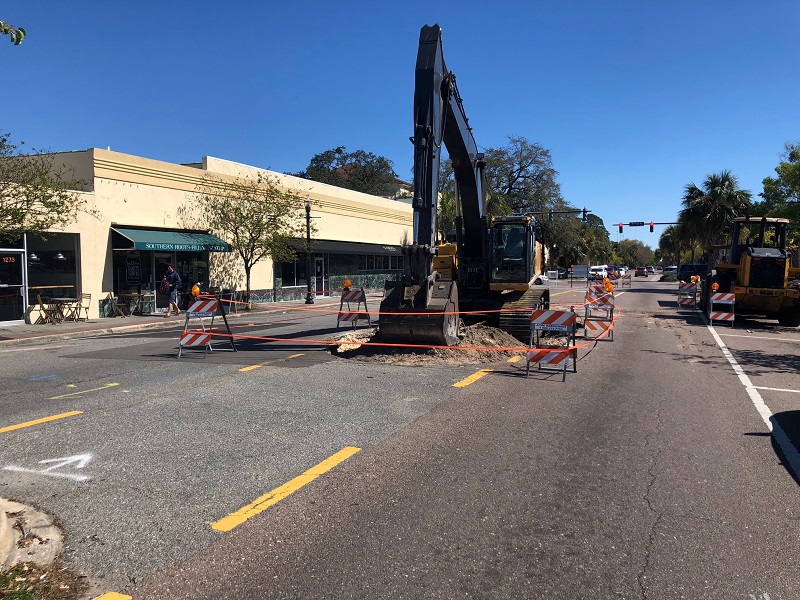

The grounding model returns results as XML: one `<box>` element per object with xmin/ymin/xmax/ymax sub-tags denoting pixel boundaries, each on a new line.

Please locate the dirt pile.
<box><xmin>331</xmin><ymin>323</ymin><xmax>566</xmax><ymax>366</ymax></box>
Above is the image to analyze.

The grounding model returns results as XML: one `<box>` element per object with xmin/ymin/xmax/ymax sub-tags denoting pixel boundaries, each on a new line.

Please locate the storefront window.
<box><xmin>280</xmin><ymin>258</ymin><xmax>307</xmax><ymax>287</ymax></box>
<box><xmin>176</xmin><ymin>252</ymin><xmax>208</xmax><ymax>291</ymax></box>
<box><xmin>358</xmin><ymin>254</ymin><xmax>401</xmax><ymax>272</ymax></box>
<box><xmin>26</xmin><ymin>232</ymin><xmax>79</xmax><ymax>302</ymax></box>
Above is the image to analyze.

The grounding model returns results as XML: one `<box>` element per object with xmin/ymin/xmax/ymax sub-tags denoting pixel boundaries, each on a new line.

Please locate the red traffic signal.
<box><xmin>618</xmin><ymin>223</ymin><xmax>623</xmax><ymax>233</ymax></box>
<box><xmin>649</xmin><ymin>221</ymin><xmax>654</xmax><ymax>232</ymax></box>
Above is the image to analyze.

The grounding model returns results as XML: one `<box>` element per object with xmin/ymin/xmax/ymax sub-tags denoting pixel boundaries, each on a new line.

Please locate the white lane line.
<box><xmin>706</xmin><ymin>321</ymin><xmax>800</xmax><ymax>480</ymax></box>
<box><xmin>752</xmin><ymin>386</ymin><xmax>800</xmax><ymax>394</ymax></box>
<box><xmin>719</xmin><ymin>333</ymin><xmax>800</xmax><ymax>344</ymax></box>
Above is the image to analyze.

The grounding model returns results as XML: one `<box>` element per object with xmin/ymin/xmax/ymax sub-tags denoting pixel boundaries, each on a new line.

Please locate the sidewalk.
<box><xmin>0</xmin><ymin>295</ymin><xmax>358</xmax><ymax>349</ymax></box>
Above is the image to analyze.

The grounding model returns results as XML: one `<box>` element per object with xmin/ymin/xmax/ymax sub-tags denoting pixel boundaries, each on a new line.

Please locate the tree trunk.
<box><xmin>245</xmin><ymin>268</ymin><xmax>252</xmax><ymax>310</ymax></box>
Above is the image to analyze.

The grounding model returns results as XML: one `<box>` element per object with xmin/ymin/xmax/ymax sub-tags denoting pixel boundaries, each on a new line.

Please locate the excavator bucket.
<box><xmin>379</xmin><ymin>280</ymin><xmax>460</xmax><ymax>347</ymax></box>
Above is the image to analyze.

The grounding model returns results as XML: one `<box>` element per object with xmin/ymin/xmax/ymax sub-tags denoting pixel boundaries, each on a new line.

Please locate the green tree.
<box><xmin>1</xmin><ymin>21</ymin><xmax>25</xmax><ymax>45</ymax></box>
<box><xmin>615</xmin><ymin>239</ymin><xmax>646</xmax><ymax>267</ymax></box>
<box><xmin>761</xmin><ymin>141</ymin><xmax>800</xmax><ymax>206</ymax></box>
<box><xmin>0</xmin><ymin>133</ymin><xmax>96</xmax><ymax>239</ymax></box>
<box><xmin>483</xmin><ymin>136</ymin><xmax>563</xmax><ymax>215</ymax></box>
<box><xmin>658</xmin><ymin>226</ymin><xmax>683</xmax><ymax>265</ymax></box>
<box><xmin>183</xmin><ymin>173</ymin><xmax>310</xmax><ymax>302</ymax></box>
<box><xmin>679</xmin><ymin>170</ymin><xmax>751</xmax><ymax>255</ymax></box>
<box><xmin>437</xmin><ymin>136</ymin><xmax>570</xmax><ymax>263</ymax></box>
<box><xmin>294</xmin><ymin>146</ymin><xmax>398</xmax><ymax>197</ymax></box>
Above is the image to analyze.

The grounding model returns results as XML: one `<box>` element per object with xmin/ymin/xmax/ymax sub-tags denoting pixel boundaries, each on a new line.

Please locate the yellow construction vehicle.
<box><xmin>378</xmin><ymin>25</ymin><xmax>549</xmax><ymax>345</ymax></box>
<box><xmin>701</xmin><ymin>216</ymin><xmax>800</xmax><ymax>326</ymax></box>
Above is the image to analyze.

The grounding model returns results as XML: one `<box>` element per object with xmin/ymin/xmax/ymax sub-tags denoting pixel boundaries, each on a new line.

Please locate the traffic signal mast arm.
<box><xmin>618</xmin><ymin>220</ymin><xmax>678</xmax><ymax>233</ymax></box>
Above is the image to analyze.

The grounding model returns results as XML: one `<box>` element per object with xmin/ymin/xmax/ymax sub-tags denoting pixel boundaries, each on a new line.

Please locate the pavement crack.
<box><xmin>637</xmin><ymin>406</ymin><xmax>663</xmax><ymax>600</ymax></box>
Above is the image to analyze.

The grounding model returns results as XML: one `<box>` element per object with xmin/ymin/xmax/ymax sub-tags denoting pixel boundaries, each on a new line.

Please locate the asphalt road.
<box><xmin>1</xmin><ymin>281</ymin><xmax>798</xmax><ymax>599</ymax></box>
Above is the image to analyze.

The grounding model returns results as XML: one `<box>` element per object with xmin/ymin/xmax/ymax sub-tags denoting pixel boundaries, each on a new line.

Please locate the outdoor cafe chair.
<box><xmin>35</xmin><ymin>294</ymin><xmax>62</xmax><ymax>325</ymax></box>
<box><xmin>75</xmin><ymin>293</ymin><xmax>91</xmax><ymax>321</ymax></box>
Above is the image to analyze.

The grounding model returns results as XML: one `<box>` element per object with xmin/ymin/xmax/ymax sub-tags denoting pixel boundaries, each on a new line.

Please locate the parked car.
<box><xmin>534</xmin><ymin>273</ymin><xmax>549</xmax><ymax>285</ymax></box>
<box><xmin>663</xmin><ymin>265</ymin><xmax>678</xmax><ymax>276</ymax></box>
<box><xmin>634</xmin><ymin>266</ymin><xmax>648</xmax><ymax>277</ymax></box>
<box><xmin>557</xmin><ymin>269</ymin><xmax>569</xmax><ymax>279</ymax></box>
<box><xmin>646</xmin><ymin>266</ymin><xmax>655</xmax><ymax>274</ymax></box>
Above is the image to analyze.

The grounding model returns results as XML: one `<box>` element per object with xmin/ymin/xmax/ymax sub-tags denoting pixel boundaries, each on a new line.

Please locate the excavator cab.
<box><xmin>489</xmin><ymin>217</ymin><xmax>536</xmax><ymax>289</ymax></box>
<box><xmin>729</xmin><ymin>217</ymin><xmax>789</xmax><ymax>289</ymax></box>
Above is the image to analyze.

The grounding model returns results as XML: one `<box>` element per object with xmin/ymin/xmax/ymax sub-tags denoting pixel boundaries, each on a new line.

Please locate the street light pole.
<box><xmin>305</xmin><ymin>197</ymin><xmax>314</xmax><ymax>304</ymax></box>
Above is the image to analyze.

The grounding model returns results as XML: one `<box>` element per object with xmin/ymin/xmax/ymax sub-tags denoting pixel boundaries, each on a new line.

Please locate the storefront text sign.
<box><xmin>142</xmin><ymin>242</ymin><xmax>229</xmax><ymax>252</ymax></box>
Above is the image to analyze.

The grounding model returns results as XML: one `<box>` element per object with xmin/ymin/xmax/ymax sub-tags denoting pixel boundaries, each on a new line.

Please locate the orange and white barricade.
<box><xmin>527</xmin><ymin>309</ymin><xmax>576</xmax><ymax>381</ymax></box>
<box><xmin>584</xmin><ymin>284</ymin><xmax>615</xmax><ymax>341</ymax></box>
<box><xmin>677</xmin><ymin>281</ymin><xmax>698</xmax><ymax>308</ymax></box>
<box><xmin>708</xmin><ymin>292</ymin><xmax>735</xmax><ymax>327</ymax></box>
<box><xmin>337</xmin><ymin>286</ymin><xmax>370</xmax><ymax>329</ymax></box>
<box><xmin>178</xmin><ymin>296</ymin><xmax>237</xmax><ymax>357</ymax></box>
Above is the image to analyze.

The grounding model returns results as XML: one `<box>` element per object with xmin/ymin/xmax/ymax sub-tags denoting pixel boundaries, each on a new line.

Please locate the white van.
<box><xmin>588</xmin><ymin>265</ymin><xmax>608</xmax><ymax>280</ymax></box>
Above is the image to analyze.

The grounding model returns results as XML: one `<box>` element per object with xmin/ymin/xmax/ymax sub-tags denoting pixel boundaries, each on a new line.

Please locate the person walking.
<box><xmin>164</xmin><ymin>264</ymin><xmax>182</xmax><ymax>317</ymax></box>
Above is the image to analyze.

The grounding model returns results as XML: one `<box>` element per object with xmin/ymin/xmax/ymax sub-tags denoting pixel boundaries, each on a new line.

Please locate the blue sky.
<box><xmin>3</xmin><ymin>1</ymin><xmax>798</xmax><ymax>247</ymax></box>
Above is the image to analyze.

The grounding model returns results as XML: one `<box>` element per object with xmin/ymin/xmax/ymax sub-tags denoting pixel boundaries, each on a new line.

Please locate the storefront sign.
<box><xmin>142</xmin><ymin>242</ymin><xmax>229</xmax><ymax>252</ymax></box>
<box><xmin>126</xmin><ymin>252</ymin><xmax>141</xmax><ymax>285</ymax></box>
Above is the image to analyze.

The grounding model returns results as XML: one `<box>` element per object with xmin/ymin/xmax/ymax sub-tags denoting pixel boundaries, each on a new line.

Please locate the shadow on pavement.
<box><xmin>768</xmin><ymin>411</ymin><xmax>800</xmax><ymax>486</ymax></box>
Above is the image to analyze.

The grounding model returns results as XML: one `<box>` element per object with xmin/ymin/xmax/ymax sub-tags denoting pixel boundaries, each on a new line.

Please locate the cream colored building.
<box><xmin>0</xmin><ymin>149</ymin><xmax>413</xmax><ymax>322</ymax></box>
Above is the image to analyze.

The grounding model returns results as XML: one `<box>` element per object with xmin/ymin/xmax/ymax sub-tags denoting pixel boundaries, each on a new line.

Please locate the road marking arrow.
<box><xmin>3</xmin><ymin>453</ymin><xmax>94</xmax><ymax>482</ymax></box>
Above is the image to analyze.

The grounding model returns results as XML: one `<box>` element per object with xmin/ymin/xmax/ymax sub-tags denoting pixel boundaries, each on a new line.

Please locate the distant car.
<box><xmin>635</xmin><ymin>266</ymin><xmax>648</xmax><ymax>277</ymax></box>
<box><xmin>588</xmin><ymin>265</ymin><xmax>608</xmax><ymax>280</ymax></box>
<box><xmin>663</xmin><ymin>265</ymin><xmax>678</xmax><ymax>276</ymax></box>
<box><xmin>646</xmin><ymin>266</ymin><xmax>655</xmax><ymax>274</ymax></box>
<box><xmin>557</xmin><ymin>269</ymin><xmax>569</xmax><ymax>279</ymax></box>
<box><xmin>534</xmin><ymin>274</ymin><xmax>549</xmax><ymax>285</ymax></box>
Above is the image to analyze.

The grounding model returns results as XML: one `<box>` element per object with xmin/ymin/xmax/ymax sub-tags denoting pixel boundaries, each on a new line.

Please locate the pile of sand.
<box><xmin>331</xmin><ymin>323</ymin><xmax>568</xmax><ymax>366</ymax></box>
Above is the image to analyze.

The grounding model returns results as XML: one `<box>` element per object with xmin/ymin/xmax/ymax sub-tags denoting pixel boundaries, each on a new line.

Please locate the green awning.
<box><xmin>111</xmin><ymin>226</ymin><xmax>232</xmax><ymax>252</ymax></box>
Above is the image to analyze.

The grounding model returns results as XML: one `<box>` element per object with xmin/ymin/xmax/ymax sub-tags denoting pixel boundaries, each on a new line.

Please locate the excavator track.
<box><xmin>497</xmin><ymin>286</ymin><xmax>550</xmax><ymax>341</ymax></box>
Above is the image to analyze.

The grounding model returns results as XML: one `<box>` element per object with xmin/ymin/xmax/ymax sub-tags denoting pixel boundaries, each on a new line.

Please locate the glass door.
<box><xmin>314</xmin><ymin>256</ymin><xmax>324</xmax><ymax>296</ymax></box>
<box><xmin>154</xmin><ymin>253</ymin><xmax>173</xmax><ymax>310</ymax></box>
<box><xmin>0</xmin><ymin>251</ymin><xmax>25</xmax><ymax>322</ymax></box>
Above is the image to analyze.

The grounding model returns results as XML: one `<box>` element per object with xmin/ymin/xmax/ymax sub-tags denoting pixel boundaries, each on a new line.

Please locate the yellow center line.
<box><xmin>507</xmin><ymin>356</ymin><xmax>522</xmax><ymax>363</ymax></box>
<box><xmin>93</xmin><ymin>593</ymin><xmax>132</xmax><ymax>600</ymax></box>
<box><xmin>49</xmin><ymin>383</ymin><xmax>119</xmax><ymax>400</ymax></box>
<box><xmin>211</xmin><ymin>446</ymin><xmax>361</xmax><ymax>532</ymax></box>
<box><xmin>239</xmin><ymin>353</ymin><xmax>305</xmax><ymax>372</ymax></box>
<box><xmin>0</xmin><ymin>411</ymin><xmax>83</xmax><ymax>434</ymax></box>
<box><xmin>453</xmin><ymin>369</ymin><xmax>493</xmax><ymax>388</ymax></box>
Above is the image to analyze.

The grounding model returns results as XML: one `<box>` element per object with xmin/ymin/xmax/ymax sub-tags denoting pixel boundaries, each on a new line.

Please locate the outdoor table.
<box><xmin>118</xmin><ymin>293</ymin><xmax>141</xmax><ymax>315</ymax></box>
<box><xmin>50</xmin><ymin>297</ymin><xmax>78</xmax><ymax>322</ymax></box>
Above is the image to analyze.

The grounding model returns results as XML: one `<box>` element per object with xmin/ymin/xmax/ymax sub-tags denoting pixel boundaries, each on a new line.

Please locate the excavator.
<box><xmin>379</xmin><ymin>24</ymin><xmax>549</xmax><ymax>346</ymax></box>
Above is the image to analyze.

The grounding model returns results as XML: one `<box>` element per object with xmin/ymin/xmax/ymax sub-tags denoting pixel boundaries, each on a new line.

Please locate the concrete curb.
<box><xmin>0</xmin><ymin>296</ymin><xmax>360</xmax><ymax>349</ymax></box>
<box><xmin>0</xmin><ymin>498</ymin><xmax>63</xmax><ymax>570</ymax></box>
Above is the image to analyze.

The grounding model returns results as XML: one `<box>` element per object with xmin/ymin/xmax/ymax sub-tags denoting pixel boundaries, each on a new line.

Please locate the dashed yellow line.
<box><xmin>211</xmin><ymin>446</ymin><xmax>361</xmax><ymax>532</ymax></box>
<box><xmin>0</xmin><ymin>411</ymin><xmax>83</xmax><ymax>434</ymax></box>
<box><xmin>49</xmin><ymin>382</ymin><xmax>119</xmax><ymax>400</ymax></box>
<box><xmin>507</xmin><ymin>356</ymin><xmax>522</xmax><ymax>363</ymax></box>
<box><xmin>93</xmin><ymin>593</ymin><xmax>132</xmax><ymax>600</ymax></box>
<box><xmin>453</xmin><ymin>369</ymin><xmax>492</xmax><ymax>388</ymax></box>
<box><xmin>239</xmin><ymin>353</ymin><xmax>304</xmax><ymax>372</ymax></box>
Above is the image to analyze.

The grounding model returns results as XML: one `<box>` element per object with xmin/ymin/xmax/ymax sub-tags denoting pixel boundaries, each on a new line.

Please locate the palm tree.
<box><xmin>659</xmin><ymin>226</ymin><xmax>681</xmax><ymax>265</ymax></box>
<box><xmin>679</xmin><ymin>171</ymin><xmax>751</xmax><ymax>254</ymax></box>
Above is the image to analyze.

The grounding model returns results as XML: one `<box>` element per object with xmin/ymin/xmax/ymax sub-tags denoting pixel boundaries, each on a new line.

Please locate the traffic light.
<box><xmin>649</xmin><ymin>221</ymin><xmax>654</xmax><ymax>233</ymax></box>
<box><xmin>618</xmin><ymin>223</ymin><xmax>623</xmax><ymax>234</ymax></box>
